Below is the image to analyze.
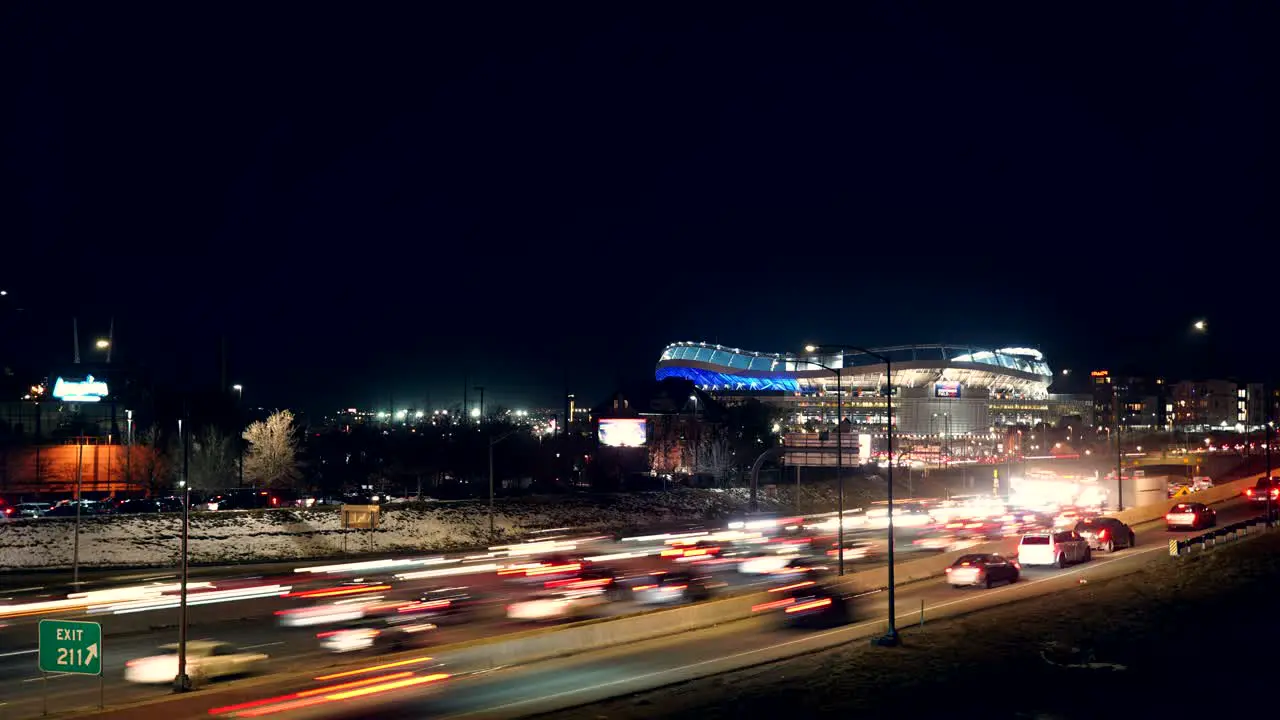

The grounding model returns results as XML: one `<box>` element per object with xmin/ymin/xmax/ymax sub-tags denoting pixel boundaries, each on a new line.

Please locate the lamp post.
<box><xmin>796</xmin><ymin>351</ymin><xmax>844</xmax><ymax>577</ymax></box>
<box><xmin>72</xmin><ymin>437</ymin><xmax>84</xmax><ymax>585</ymax></box>
<box><xmin>173</xmin><ymin>409</ymin><xmax>192</xmax><ymax>692</ymax></box>
<box><xmin>489</xmin><ymin>431</ymin><xmax>517</xmax><ymax>540</ymax></box>
<box><xmin>233</xmin><ymin>385</ymin><xmax>244</xmax><ymax>487</ymax></box>
<box><xmin>805</xmin><ymin>343</ymin><xmax>899</xmax><ymax>647</ymax></box>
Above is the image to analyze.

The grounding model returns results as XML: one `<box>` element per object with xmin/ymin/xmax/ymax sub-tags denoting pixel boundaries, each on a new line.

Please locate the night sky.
<box><xmin>2</xmin><ymin>5</ymin><xmax>1271</xmax><ymax>413</ymax></box>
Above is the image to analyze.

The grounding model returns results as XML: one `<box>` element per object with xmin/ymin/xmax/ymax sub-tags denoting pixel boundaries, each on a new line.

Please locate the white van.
<box><xmin>1017</xmin><ymin>530</ymin><xmax>1090</xmax><ymax>568</ymax></box>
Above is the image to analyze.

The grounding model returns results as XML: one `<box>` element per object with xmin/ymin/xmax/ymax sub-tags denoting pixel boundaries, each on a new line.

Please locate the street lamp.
<box><xmin>1193</xmin><ymin>319</ymin><xmax>1207</xmax><ymax>332</ymax></box>
<box><xmin>796</xmin><ymin>349</ymin><xmax>845</xmax><ymax>578</ymax></box>
<box><xmin>95</xmin><ymin>338</ymin><xmax>110</xmax><ymax>350</ymax></box>
<box><xmin>805</xmin><ymin>343</ymin><xmax>900</xmax><ymax>648</ymax></box>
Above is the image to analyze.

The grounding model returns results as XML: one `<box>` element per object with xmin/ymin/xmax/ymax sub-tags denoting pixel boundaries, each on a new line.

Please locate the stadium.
<box><xmin>655</xmin><ymin>341</ymin><xmax>1092</xmax><ymax>437</ymax></box>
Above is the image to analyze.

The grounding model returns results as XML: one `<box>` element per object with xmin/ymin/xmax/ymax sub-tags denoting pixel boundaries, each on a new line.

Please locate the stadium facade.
<box><xmin>655</xmin><ymin>341</ymin><xmax>1093</xmax><ymax>437</ymax></box>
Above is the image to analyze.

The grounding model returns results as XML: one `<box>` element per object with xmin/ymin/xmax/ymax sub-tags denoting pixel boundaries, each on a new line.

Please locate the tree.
<box><xmin>242</xmin><ymin>410</ymin><xmax>302</xmax><ymax>489</ymax></box>
<box><xmin>187</xmin><ymin>426</ymin><xmax>236</xmax><ymax>490</ymax></box>
<box><xmin>692</xmin><ymin>431</ymin><xmax>735</xmax><ymax>485</ymax></box>
<box><xmin>647</xmin><ymin>416</ymin><xmax>687</xmax><ymax>476</ymax></box>
<box><xmin>129</xmin><ymin>425</ymin><xmax>173</xmax><ymax>495</ymax></box>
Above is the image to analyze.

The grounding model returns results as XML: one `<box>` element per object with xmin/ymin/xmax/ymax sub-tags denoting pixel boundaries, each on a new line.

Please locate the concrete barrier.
<box><xmin>1110</xmin><ymin>473</ymin><xmax>1261</xmax><ymax>528</ymax></box>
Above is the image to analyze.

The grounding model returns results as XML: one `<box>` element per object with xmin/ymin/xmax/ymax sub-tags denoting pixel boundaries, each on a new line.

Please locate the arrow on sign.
<box><xmin>85</xmin><ymin>643</ymin><xmax>98</xmax><ymax>664</ymax></box>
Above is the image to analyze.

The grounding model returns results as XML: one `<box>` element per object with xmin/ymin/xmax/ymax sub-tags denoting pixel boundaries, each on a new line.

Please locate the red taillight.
<box><xmin>316</xmin><ymin>630</ymin><xmax>342</xmax><ymax>638</ymax></box>
<box><xmin>945</xmin><ymin>567</ymin><xmax>952</xmax><ymax>573</ymax></box>
<box><xmin>271</xmin><ymin>497</ymin><xmax>279</xmax><ymax>506</ymax></box>
<box><xmin>1098</xmin><ymin>529</ymin><xmax>1109</xmax><ymax>540</ymax></box>
<box><xmin>785</xmin><ymin>598</ymin><xmax>833</xmax><ymax>614</ymax></box>
<box><xmin>666</xmin><ymin>584</ymin><xmax>688</xmax><ymax>591</ymax></box>
<box><xmin>1247</xmin><ymin>489</ymin><xmax>1254</xmax><ymax>496</ymax></box>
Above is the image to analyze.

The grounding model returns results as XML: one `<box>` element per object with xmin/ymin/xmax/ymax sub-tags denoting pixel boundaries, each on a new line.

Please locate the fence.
<box><xmin>1168</xmin><ymin>514</ymin><xmax>1273</xmax><ymax>556</ymax></box>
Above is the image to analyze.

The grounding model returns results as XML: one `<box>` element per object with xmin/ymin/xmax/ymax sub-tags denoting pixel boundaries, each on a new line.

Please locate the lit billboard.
<box><xmin>598</xmin><ymin>418</ymin><xmax>647</xmax><ymax>447</ymax></box>
<box><xmin>52</xmin><ymin>375</ymin><xmax>109</xmax><ymax>403</ymax></box>
<box><xmin>934</xmin><ymin>381</ymin><xmax>961</xmax><ymax>398</ymax></box>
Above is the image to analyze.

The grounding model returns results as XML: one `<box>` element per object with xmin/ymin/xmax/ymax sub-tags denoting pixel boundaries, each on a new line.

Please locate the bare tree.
<box><xmin>242</xmin><ymin>410</ymin><xmax>302</xmax><ymax>489</ymax></box>
<box><xmin>692</xmin><ymin>431</ymin><xmax>735</xmax><ymax>484</ymax></box>
<box><xmin>130</xmin><ymin>425</ymin><xmax>174</xmax><ymax>495</ymax></box>
<box><xmin>187</xmin><ymin>426</ymin><xmax>235</xmax><ymax>491</ymax></box>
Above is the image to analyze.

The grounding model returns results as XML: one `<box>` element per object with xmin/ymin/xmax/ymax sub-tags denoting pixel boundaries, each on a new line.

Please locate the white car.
<box><xmin>738</xmin><ymin>552</ymin><xmax>796</xmax><ymax>575</ymax></box>
<box><xmin>1017</xmin><ymin>530</ymin><xmax>1090</xmax><ymax>568</ymax></box>
<box><xmin>15</xmin><ymin>503</ymin><xmax>51</xmax><ymax>518</ymax></box>
<box><xmin>506</xmin><ymin>589</ymin><xmax>608</xmax><ymax>622</ymax></box>
<box><xmin>124</xmin><ymin>641</ymin><xmax>268</xmax><ymax>684</ymax></box>
<box><xmin>317</xmin><ymin>619</ymin><xmax>437</xmax><ymax>653</ymax></box>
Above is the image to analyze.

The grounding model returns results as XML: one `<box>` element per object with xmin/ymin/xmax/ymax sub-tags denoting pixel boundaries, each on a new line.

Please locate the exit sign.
<box><xmin>38</xmin><ymin>619</ymin><xmax>102</xmax><ymax>675</ymax></box>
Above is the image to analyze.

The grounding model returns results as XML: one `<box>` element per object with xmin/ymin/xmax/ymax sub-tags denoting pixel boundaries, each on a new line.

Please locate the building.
<box><xmin>1090</xmin><ymin>371</ymin><xmax>1169</xmax><ymax>430</ymax></box>
<box><xmin>1170</xmin><ymin>379</ymin><xmax>1266</xmax><ymax>431</ymax></box>
<box><xmin>655</xmin><ymin>342</ymin><xmax>1092</xmax><ymax>437</ymax></box>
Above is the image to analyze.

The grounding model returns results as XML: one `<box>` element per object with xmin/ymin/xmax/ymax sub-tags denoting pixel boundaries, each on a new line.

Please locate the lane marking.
<box><xmin>242</xmin><ymin>642</ymin><xmax>286</xmax><ymax>650</ymax></box>
<box><xmin>444</xmin><ymin>544</ymin><xmax>1169</xmax><ymax>718</ymax></box>
<box><xmin>22</xmin><ymin>673</ymin><xmax>75</xmax><ymax>683</ymax></box>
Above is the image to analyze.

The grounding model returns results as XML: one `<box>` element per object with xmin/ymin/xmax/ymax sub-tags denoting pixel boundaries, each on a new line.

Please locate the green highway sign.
<box><xmin>38</xmin><ymin>619</ymin><xmax>102</xmax><ymax>675</ymax></box>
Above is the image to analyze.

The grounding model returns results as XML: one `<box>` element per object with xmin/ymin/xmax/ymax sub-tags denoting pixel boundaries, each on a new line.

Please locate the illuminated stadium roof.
<box><xmin>655</xmin><ymin>342</ymin><xmax>1052</xmax><ymax>396</ymax></box>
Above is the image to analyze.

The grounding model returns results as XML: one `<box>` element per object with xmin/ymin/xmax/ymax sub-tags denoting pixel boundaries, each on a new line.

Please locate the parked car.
<box><xmin>945</xmin><ymin>553</ymin><xmax>1020</xmax><ymax>588</ymax></box>
<box><xmin>1017</xmin><ymin>530</ymin><xmax>1090</xmax><ymax>568</ymax></box>
<box><xmin>1073</xmin><ymin>517</ymin><xmax>1135</xmax><ymax>553</ymax></box>
<box><xmin>14</xmin><ymin>502</ymin><xmax>51</xmax><ymax>518</ymax></box>
<box><xmin>1165</xmin><ymin>502</ymin><xmax>1216</xmax><ymax>530</ymax></box>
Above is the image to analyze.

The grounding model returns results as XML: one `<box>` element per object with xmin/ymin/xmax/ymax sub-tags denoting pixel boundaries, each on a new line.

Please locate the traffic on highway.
<box><xmin>0</xmin><ymin>488</ymin><xmax>1257</xmax><ymax>719</ymax></box>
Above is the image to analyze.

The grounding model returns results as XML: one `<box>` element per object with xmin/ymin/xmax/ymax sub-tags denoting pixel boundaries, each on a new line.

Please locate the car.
<box><xmin>14</xmin><ymin>502</ymin><xmax>51</xmax><ymax>518</ymax></box>
<box><xmin>660</xmin><ymin>540</ymin><xmax>726</xmax><ymax>563</ymax></box>
<box><xmin>769</xmin><ymin>556</ymin><xmax>834</xmax><ymax>581</ymax></box>
<box><xmin>1245</xmin><ymin>477</ymin><xmax>1279</xmax><ymax>507</ymax></box>
<box><xmin>631</xmin><ymin>571</ymin><xmax>716</xmax><ymax>605</ymax></box>
<box><xmin>754</xmin><ymin>581</ymin><xmax>853</xmax><ymax>628</ymax></box>
<box><xmin>1017</xmin><ymin>530</ymin><xmax>1090</xmax><ymax>568</ymax></box>
<box><xmin>506</xmin><ymin>587</ymin><xmax>609</xmax><ymax>622</ymax></box>
<box><xmin>124</xmin><ymin>641</ymin><xmax>268</xmax><ymax>684</ymax></box>
<box><xmin>1074</xmin><ymin>517</ymin><xmax>1135</xmax><ymax>553</ymax></box>
<box><xmin>737</xmin><ymin>551</ymin><xmax>799</xmax><ymax>575</ymax></box>
<box><xmin>394</xmin><ymin>586</ymin><xmax>489</xmax><ymax>623</ymax></box>
<box><xmin>824</xmin><ymin>539</ymin><xmax>880</xmax><ymax>562</ymax></box>
<box><xmin>1166</xmin><ymin>502</ymin><xmax>1217</xmax><ymax>530</ymax></box>
<box><xmin>945</xmin><ymin>553</ymin><xmax>1020</xmax><ymax>588</ymax></box>
<box><xmin>316</xmin><ymin>616</ymin><xmax>438</xmax><ymax>653</ymax></box>
<box><xmin>497</xmin><ymin>554</ymin><xmax>588</xmax><ymax>584</ymax></box>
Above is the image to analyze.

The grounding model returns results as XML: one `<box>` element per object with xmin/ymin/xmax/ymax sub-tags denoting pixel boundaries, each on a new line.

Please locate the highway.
<box><xmin>0</xmin><ymin>498</ymin><xmax>1255</xmax><ymax>720</ymax></box>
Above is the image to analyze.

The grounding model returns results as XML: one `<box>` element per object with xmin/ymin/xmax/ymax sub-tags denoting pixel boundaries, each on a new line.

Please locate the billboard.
<box><xmin>598</xmin><ymin>418</ymin><xmax>647</xmax><ymax>447</ymax></box>
<box><xmin>934</xmin><ymin>381</ymin><xmax>961</xmax><ymax>398</ymax></box>
<box><xmin>52</xmin><ymin>375</ymin><xmax>110</xmax><ymax>402</ymax></box>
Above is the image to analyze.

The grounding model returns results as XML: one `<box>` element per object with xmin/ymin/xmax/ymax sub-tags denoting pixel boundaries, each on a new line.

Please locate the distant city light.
<box><xmin>396</xmin><ymin>410</ymin><xmax>408</xmax><ymax>419</ymax></box>
<box><xmin>470</xmin><ymin>408</ymin><xmax>481</xmax><ymax>418</ymax></box>
<box><xmin>415</xmin><ymin>411</ymin><xmax>425</xmax><ymax>419</ymax></box>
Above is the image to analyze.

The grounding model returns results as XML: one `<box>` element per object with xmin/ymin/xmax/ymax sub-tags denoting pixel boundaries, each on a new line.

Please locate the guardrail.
<box><xmin>1168</xmin><ymin>515</ymin><xmax>1273</xmax><ymax>556</ymax></box>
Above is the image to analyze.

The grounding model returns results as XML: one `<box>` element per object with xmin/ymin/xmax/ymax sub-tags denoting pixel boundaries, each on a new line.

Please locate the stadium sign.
<box><xmin>52</xmin><ymin>375</ymin><xmax>109</xmax><ymax>402</ymax></box>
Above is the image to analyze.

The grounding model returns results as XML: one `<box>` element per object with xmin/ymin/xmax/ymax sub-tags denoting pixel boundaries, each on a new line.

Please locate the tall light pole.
<box><xmin>474</xmin><ymin>386</ymin><xmax>485</xmax><ymax>422</ymax></box>
<box><xmin>805</xmin><ymin>343</ymin><xmax>900</xmax><ymax>647</ymax></box>
<box><xmin>174</xmin><ymin>409</ymin><xmax>191</xmax><ymax>692</ymax></box>
<box><xmin>797</xmin><ymin>350</ymin><xmax>844</xmax><ymax>577</ymax></box>
<box><xmin>489</xmin><ymin>431</ymin><xmax>517</xmax><ymax>539</ymax></box>
<box><xmin>72</xmin><ymin>437</ymin><xmax>84</xmax><ymax>585</ymax></box>
<box><xmin>233</xmin><ymin>385</ymin><xmax>244</xmax><ymax>487</ymax></box>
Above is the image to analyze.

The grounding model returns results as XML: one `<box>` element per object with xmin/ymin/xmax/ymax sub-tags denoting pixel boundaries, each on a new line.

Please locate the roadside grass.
<box><xmin>546</xmin><ymin>530</ymin><xmax>1280</xmax><ymax>719</ymax></box>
